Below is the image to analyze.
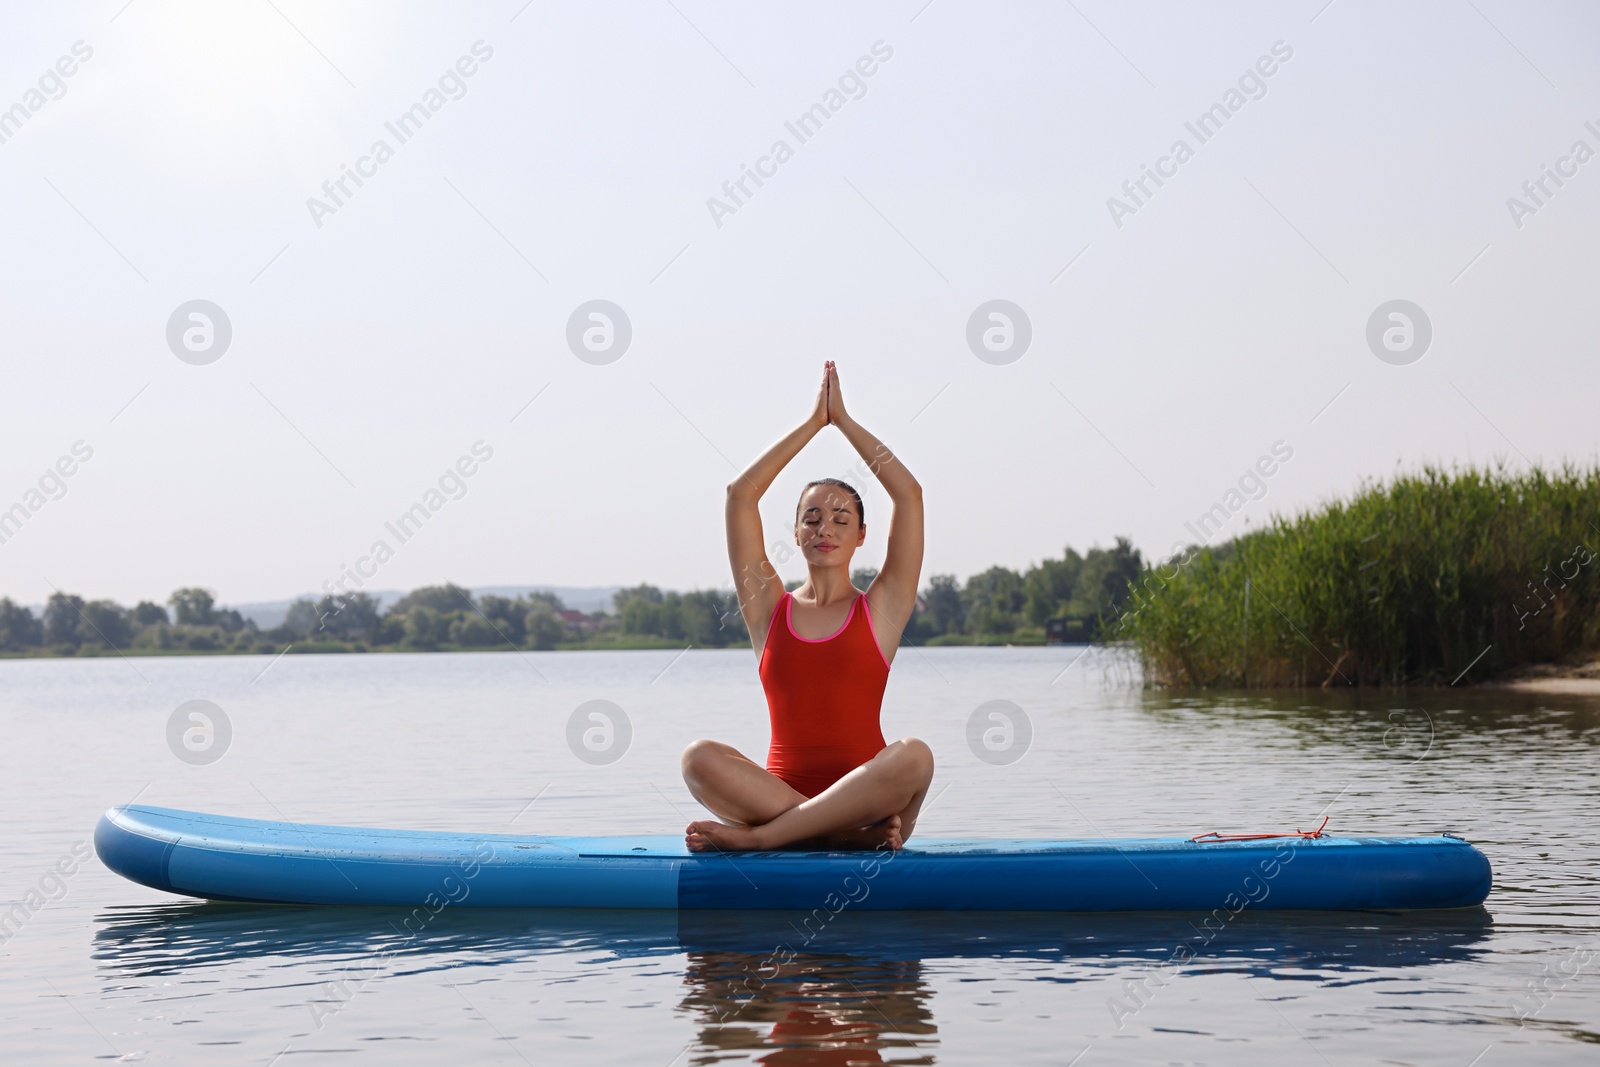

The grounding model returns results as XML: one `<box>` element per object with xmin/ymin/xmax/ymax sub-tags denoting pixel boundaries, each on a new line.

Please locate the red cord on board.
<box><xmin>1190</xmin><ymin>814</ymin><xmax>1330</xmax><ymax>843</ymax></box>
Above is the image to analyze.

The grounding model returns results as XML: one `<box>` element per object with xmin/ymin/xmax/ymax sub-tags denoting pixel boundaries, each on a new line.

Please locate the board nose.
<box><xmin>95</xmin><ymin>808</ymin><xmax>177</xmax><ymax>894</ymax></box>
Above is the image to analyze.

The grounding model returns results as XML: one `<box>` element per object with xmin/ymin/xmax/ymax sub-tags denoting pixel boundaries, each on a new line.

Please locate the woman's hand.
<box><xmin>810</xmin><ymin>362</ymin><xmax>831</xmax><ymax>429</ymax></box>
<box><xmin>824</xmin><ymin>361</ymin><xmax>851</xmax><ymax>426</ymax></box>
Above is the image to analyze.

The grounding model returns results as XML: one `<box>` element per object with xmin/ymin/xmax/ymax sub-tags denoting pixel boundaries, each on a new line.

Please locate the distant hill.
<box><xmin>229</xmin><ymin>585</ymin><xmax>625</xmax><ymax>629</ymax></box>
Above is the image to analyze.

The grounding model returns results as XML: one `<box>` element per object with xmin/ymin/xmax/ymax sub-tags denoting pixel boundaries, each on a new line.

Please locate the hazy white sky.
<box><xmin>2</xmin><ymin>0</ymin><xmax>1597</xmax><ymax>608</ymax></box>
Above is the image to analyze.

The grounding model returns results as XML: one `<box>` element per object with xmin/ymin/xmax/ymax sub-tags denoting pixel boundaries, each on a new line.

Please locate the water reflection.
<box><xmin>678</xmin><ymin>950</ymin><xmax>934</xmax><ymax>1066</ymax></box>
<box><xmin>1135</xmin><ymin>686</ymin><xmax>1600</xmax><ymax>760</ymax></box>
<box><xmin>94</xmin><ymin>902</ymin><xmax>1495</xmax><ymax>1061</ymax></box>
<box><xmin>94</xmin><ymin>902</ymin><xmax>1496</xmax><ymax>974</ymax></box>
<box><xmin>91</xmin><ymin>901</ymin><xmax>684</xmax><ymax>976</ymax></box>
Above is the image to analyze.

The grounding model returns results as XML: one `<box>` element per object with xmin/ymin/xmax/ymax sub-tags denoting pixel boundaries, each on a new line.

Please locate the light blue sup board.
<box><xmin>95</xmin><ymin>805</ymin><xmax>1492</xmax><ymax>911</ymax></box>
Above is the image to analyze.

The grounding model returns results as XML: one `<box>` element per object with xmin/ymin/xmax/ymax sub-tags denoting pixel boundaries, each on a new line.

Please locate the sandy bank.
<box><xmin>1484</xmin><ymin>659</ymin><xmax>1600</xmax><ymax>694</ymax></box>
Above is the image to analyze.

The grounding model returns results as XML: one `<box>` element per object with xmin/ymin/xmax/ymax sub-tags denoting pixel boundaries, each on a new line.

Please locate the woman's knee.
<box><xmin>889</xmin><ymin>737</ymin><xmax>934</xmax><ymax>781</ymax></box>
<box><xmin>680</xmin><ymin>738</ymin><xmax>727</xmax><ymax>776</ymax></box>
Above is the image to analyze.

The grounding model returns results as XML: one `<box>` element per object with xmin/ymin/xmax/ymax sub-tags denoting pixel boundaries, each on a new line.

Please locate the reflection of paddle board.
<box><xmin>90</xmin><ymin>901</ymin><xmax>1496</xmax><ymax>977</ymax></box>
<box><xmin>96</xmin><ymin>805</ymin><xmax>1491</xmax><ymax>911</ymax></box>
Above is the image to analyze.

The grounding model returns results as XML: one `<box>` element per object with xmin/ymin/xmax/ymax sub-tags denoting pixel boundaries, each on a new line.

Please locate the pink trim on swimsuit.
<box><xmin>859</xmin><ymin>593</ymin><xmax>894</xmax><ymax>672</ymax></box>
<box><xmin>757</xmin><ymin>592</ymin><xmax>789</xmax><ymax>673</ymax></box>
<box><xmin>758</xmin><ymin>591</ymin><xmax>893</xmax><ymax>672</ymax></box>
<box><xmin>785</xmin><ymin>592</ymin><xmax>858</xmax><ymax>643</ymax></box>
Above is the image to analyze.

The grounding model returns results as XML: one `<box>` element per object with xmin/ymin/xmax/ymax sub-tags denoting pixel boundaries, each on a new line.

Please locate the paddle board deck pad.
<box><xmin>95</xmin><ymin>806</ymin><xmax>1492</xmax><ymax>911</ymax></box>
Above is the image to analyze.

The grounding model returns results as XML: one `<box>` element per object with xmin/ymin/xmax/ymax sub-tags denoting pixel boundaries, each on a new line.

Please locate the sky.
<box><xmin>2</xmin><ymin>0</ymin><xmax>1597</xmax><ymax>609</ymax></box>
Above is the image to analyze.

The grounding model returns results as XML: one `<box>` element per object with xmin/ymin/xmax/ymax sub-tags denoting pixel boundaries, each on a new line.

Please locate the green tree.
<box><xmin>919</xmin><ymin>574</ymin><xmax>964</xmax><ymax>637</ymax></box>
<box><xmin>1023</xmin><ymin>548</ymin><xmax>1085</xmax><ymax>626</ymax></box>
<box><xmin>675</xmin><ymin>590</ymin><xmax>738</xmax><ymax>646</ymax></box>
<box><xmin>404</xmin><ymin>607</ymin><xmax>444</xmax><ymax>649</ymax></box>
<box><xmin>78</xmin><ymin>600</ymin><xmax>133</xmax><ymax>647</ymax></box>
<box><xmin>43</xmin><ymin>592</ymin><xmax>85</xmax><ymax>646</ymax></box>
<box><xmin>0</xmin><ymin>599</ymin><xmax>41</xmax><ymax>649</ymax></box>
<box><xmin>614</xmin><ymin>584</ymin><xmax>664</xmax><ymax>611</ymax></box>
<box><xmin>132</xmin><ymin>601</ymin><xmax>170</xmax><ymax>627</ymax></box>
<box><xmin>1070</xmin><ymin>538</ymin><xmax>1144</xmax><ymax>629</ymax></box>
<box><xmin>963</xmin><ymin>566</ymin><xmax>1026</xmax><ymax>635</ymax></box>
<box><xmin>525</xmin><ymin>590</ymin><xmax>565</xmax><ymax>612</ymax></box>
<box><xmin>279</xmin><ymin>599</ymin><xmax>320</xmax><ymax>638</ymax></box>
<box><xmin>376</xmin><ymin>614</ymin><xmax>406</xmax><ymax>645</ymax></box>
<box><xmin>525</xmin><ymin>605</ymin><xmax>566</xmax><ymax>650</ymax></box>
<box><xmin>315</xmin><ymin>592</ymin><xmax>381</xmax><ymax>642</ymax></box>
<box><xmin>618</xmin><ymin>585</ymin><xmax>668</xmax><ymax>637</ymax></box>
<box><xmin>714</xmin><ymin>591</ymin><xmax>749</xmax><ymax>644</ymax></box>
<box><xmin>478</xmin><ymin>595</ymin><xmax>528</xmax><ymax>645</ymax></box>
<box><xmin>390</xmin><ymin>583</ymin><xmax>474</xmax><ymax>615</ymax></box>
<box><xmin>213</xmin><ymin>607</ymin><xmax>248</xmax><ymax>633</ymax></box>
<box><xmin>169</xmin><ymin>587</ymin><xmax>217</xmax><ymax>625</ymax></box>
<box><xmin>450</xmin><ymin>614</ymin><xmax>501</xmax><ymax>646</ymax></box>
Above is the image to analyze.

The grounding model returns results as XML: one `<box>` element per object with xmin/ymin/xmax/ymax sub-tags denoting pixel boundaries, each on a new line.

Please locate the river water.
<box><xmin>0</xmin><ymin>646</ymin><xmax>1595</xmax><ymax>1064</ymax></box>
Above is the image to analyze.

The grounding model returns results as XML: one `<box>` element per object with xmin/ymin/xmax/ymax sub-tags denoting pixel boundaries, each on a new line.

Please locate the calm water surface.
<box><xmin>1</xmin><ymin>647</ymin><xmax>1596</xmax><ymax>1064</ymax></box>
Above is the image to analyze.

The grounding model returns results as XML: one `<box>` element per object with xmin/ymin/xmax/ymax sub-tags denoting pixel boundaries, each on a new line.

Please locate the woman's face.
<box><xmin>795</xmin><ymin>485</ymin><xmax>863</xmax><ymax>568</ymax></box>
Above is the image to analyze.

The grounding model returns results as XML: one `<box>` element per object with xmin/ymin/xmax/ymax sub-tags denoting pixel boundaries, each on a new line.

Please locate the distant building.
<box><xmin>558</xmin><ymin>610</ymin><xmax>598</xmax><ymax>633</ymax></box>
<box><xmin>1046</xmin><ymin>617</ymin><xmax>1088</xmax><ymax>645</ymax></box>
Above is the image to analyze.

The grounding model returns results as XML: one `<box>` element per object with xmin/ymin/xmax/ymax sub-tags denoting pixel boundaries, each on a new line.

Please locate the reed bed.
<box><xmin>1116</xmin><ymin>464</ymin><xmax>1600</xmax><ymax>687</ymax></box>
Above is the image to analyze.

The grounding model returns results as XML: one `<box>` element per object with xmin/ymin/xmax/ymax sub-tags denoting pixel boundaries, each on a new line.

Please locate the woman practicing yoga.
<box><xmin>682</xmin><ymin>362</ymin><xmax>933</xmax><ymax>852</ymax></box>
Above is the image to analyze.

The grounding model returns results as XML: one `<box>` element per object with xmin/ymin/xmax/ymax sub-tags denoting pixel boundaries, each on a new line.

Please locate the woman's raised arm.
<box><xmin>727</xmin><ymin>366</ymin><xmax>831</xmax><ymax>647</ymax></box>
<box><xmin>825</xmin><ymin>365</ymin><xmax>924</xmax><ymax>645</ymax></box>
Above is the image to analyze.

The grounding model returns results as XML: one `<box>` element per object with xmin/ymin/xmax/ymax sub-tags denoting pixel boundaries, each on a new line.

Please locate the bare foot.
<box><xmin>684</xmin><ymin>815</ymin><xmax>904</xmax><ymax>853</ymax></box>
<box><xmin>810</xmin><ymin>814</ymin><xmax>903</xmax><ymax>852</ymax></box>
<box><xmin>685</xmin><ymin>820</ymin><xmax>766</xmax><ymax>852</ymax></box>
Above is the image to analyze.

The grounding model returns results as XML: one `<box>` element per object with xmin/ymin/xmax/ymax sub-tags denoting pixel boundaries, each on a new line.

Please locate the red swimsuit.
<box><xmin>760</xmin><ymin>591</ymin><xmax>891</xmax><ymax>798</ymax></box>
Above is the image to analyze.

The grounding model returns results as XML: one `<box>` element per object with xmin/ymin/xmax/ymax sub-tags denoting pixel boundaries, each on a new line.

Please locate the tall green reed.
<box><xmin>1116</xmin><ymin>463</ymin><xmax>1600</xmax><ymax>687</ymax></box>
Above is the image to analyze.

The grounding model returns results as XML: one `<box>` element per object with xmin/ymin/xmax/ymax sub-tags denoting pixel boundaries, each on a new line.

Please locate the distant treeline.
<box><xmin>12</xmin><ymin>464</ymin><xmax>1594</xmax><ymax>683</ymax></box>
<box><xmin>0</xmin><ymin>585</ymin><xmax>615</xmax><ymax>656</ymax></box>
<box><xmin>890</xmin><ymin>539</ymin><xmax>1143</xmax><ymax>645</ymax></box>
<box><xmin>0</xmin><ymin>541</ymin><xmax>1145</xmax><ymax>657</ymax></box>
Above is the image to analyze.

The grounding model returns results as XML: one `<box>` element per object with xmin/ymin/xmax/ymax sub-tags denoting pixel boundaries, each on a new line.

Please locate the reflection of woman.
<box><xmin>679</xmin><ymin>948</ymin><xmax>936</xmax><ymax>1065</ymax></box>
<box><xmin>682</xmin><ymin>362</ymin><xmax>934</xmax><ymax>852</ymax></box>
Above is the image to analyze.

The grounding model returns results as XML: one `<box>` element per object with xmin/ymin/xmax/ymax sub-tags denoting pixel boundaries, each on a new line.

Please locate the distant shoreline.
<box><xmin>0</xmin><ymin>550</ymin><xmax>1143</xmax><ymax>663</ymax></box>
<box><xmin>0</xmin><ymin>636</ymin><xmax>708</xmax><ymax>658</ymax></box>
<box><xmin>7</xmin><ymin>643</ymin><xmax>1595</xmax><ymax>694</ymax></box>
<box><xmin>0</xmin><ymin>631</ymin><xmax>1091</xmax><ymax>660</ymax></box>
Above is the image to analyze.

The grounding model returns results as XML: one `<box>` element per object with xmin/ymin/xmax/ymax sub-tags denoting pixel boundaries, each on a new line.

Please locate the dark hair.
<box><xmin>795</xmin><ymin>478</ymin><xmax>864</xmax><ymax>527</ymax></box>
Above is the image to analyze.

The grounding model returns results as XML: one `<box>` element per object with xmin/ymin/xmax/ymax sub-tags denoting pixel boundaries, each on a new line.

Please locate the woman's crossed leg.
<box><xmin>680</xmin><ymin>737</ymin><xmax>934</xmax><ymax>852</ymax></box>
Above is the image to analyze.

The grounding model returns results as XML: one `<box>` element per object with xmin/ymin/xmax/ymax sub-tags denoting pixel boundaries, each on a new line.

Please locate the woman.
<box><xmin>682</xmin><ymin>362</ymin><xmax>934</xmax><ymax>852</ymax></box>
